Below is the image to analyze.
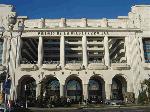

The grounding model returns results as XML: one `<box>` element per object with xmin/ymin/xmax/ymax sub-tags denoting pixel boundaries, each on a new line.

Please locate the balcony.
<box><xmin>20</xmin><ymin>64</ymin><xmax>38</xmax><ymax>71</ymax></box>
<box><xmin>20</xmin><ymin>61</ymin><xmax>38</xmax><ymax>71</ymax></box>
<box><xmin>65</xmin><ymin>61</ymin><xmax>82</xmax><ymax>70</ymax></box>
<box><xmin>87</xmin><ymin>47</ymin><xmax>104</xmax><ymax>51</ymax></box>
<box><xmin>111</xmin><ymin>62</ymin><xmax>130</xmax><ymax>70</ymax></box>
<box><xmin>87</xmin><ymin>41</ymin><xmax>103</xmax><ymax>45</ymax></box>
<box><xmin>88</xmin><ymin>62</ymin><xmax>107</xmax><ymax>70</ymax></box>
<box><xmin>42</xmin><ymin>61</ymin><xmax>60</xmax><ymax>70</ymax></box>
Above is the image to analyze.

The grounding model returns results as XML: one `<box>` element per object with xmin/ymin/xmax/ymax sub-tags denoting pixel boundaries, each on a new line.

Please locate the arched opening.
<box><xmin>88</xmin><ymin>76</ymin><xmax>105</xmax><ymax>103</ymax></box>
<box><xmin>42</xmin><ymin>76</ymin><xmax>60</xmax><ymax>99</ymax></box>
<box><xmin>112</xmin><ymin>75</ymin><xmax>127</xmax><ymax>100</ymax></box>
<box><xmin>18</xmin><ymin>76</ymin><xmax>36</xmax><ymax>107</ymax></box>
<box><xmin>65</xmin><ymin>76</ymin><xmax>82</xmax><ymax>103</ymax></box>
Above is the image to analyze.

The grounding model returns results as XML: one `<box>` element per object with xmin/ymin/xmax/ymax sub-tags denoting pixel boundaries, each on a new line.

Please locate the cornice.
<box><xmin>12</xmin><ymin>27</ymin><xmax>142</xmax><ymax>33</ymax></box>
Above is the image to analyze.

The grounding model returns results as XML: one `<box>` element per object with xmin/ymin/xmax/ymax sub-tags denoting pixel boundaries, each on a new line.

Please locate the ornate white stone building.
<box><xmin>0</xmin><ymin>4</ymin><xmax>150</xmax><ymax>103</ymax></box>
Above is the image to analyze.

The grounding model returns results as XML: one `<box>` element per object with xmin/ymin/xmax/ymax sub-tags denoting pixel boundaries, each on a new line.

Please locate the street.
<box><xmin>30</xmin><ymin>107</ymin><xmax>150</xmax><ymax>112</ymax></box>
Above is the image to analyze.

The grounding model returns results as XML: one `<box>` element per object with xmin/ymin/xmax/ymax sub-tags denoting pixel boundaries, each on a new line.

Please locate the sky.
<box><xmin>0</xmin><ymin>0</ymin><xmax>150</xmax><ymax>19</ymax></box>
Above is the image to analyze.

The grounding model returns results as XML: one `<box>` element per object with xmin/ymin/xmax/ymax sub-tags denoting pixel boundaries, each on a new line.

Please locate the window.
<box><xmin>143</xmin><ymin>38</ymin><xmax>150</xmax><ymax>63</ymax></box>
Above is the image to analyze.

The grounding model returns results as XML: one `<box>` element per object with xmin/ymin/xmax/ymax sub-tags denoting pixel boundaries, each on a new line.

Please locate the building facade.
<box><xmin>0</xmin><ymin>4</ymin><xmax>150</xmax><ymax>103</ymax></box>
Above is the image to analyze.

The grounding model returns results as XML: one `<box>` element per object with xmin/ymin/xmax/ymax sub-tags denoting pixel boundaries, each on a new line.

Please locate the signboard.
<box><xmin>38</xmin><ymin>31</ymin><xmax>105</xmax><ymax>36</ymax></box>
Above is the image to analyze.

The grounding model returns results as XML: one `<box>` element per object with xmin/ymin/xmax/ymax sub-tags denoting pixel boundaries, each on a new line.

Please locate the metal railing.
<box><xmin>21</xmin><ymin>60</ymin><xmax>37</xmax><ymax>64</ymax></box>
<box><xmin>88</xmin><ymin>60</ymin><xmax>103</xmax><ymax>63</ymax></box>
<box><xmin>66</xmin><ymin>60</ymin><xmax>82</xmax><ymax>64</ymax></box>
<box><xmin>43</xmin><ymin>61</ymin><xmax>60</xmax><ymax>64</ymax></box>
<box><xmin>111</xmin><ymin>60</ymin><xmax>127</xmax><ymax>63</ymax></box>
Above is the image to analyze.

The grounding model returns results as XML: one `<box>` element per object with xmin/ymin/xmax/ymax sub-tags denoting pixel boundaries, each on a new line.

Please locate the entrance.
<box><xmin>88</xmin><ymin>76</ymin><xmax>104</xmax><ymax>103</ymax></box>
<box><xmin>112</xmin><ymin>75</ymin><xmax>127</xmax><ymax>100</ymax></box>
<box><xmin>19</xmin><ymin>76</ymin><xmax>36</xmax><ymax>107</ymax></box>
<box><xmin>66</xmin><ymin>76</ymin><xmax>82</xmax><ymax>103</ymax></box>
<box><xmin>42</xmin><ymin>77</ymin><xmax>60</xmax><ymax>100</ymax></box>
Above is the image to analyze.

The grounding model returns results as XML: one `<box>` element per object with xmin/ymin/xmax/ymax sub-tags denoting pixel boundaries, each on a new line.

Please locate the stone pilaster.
<box><xmin>36</xmin><ymin>83</ymin><xmax>41</xmax><ymax>99</ymax></box>
<box><xmin>105</xmin><ymin>83</ymin><xmax>111</xmax><ymax>100</ymax></box>
<box><xmin>83</xmin><ymin>84</ymin><xmax>88</xmax><ymax>101</ymax></box>
<box><xmin>139</xmin><ymin>37</ymin><xmax>145</xmax><ymax>63</ymax></box>
<box><xmin>127</xmin><ymin>82</ymin><xmax>133</xmax><ymax>92</ymax></box>
<box><xmin>60</xmin><ymin>18</ymin><xmax>66</xmax><ymax>27</ymax></box>
<box><xmin>60</xmin><ymin>36</ymin><xmax>65</xmax><ymax>68</ymax></box>
<box><xmin>60</xmin><ymin>84</ymin><xmax>64</xmax><ymax>97</ymax></box>
<box><xmin>104</xmin><ymin>36</ymin><xmax>110</xmax><ymax>67</ymax></box>
<box><xmin>2</xmin><ymin>37</ymin><xmax>7</xmax><ymax>65</ymax></box>
<box><xmin>81</xmin><ymin>18</ymin><xmax>87</xmax><ymax>27</ymax></box>
<box><xmin>16</xmin><ymin>36</ymin><xmax>22</xmax><ymax>67</ymax></box>
<box><xmin>82</xmin><ymin>35</ymin><xmax>88</xmax><ymax>68</ymax></box>
<box><xmin>38</xmin><ymin>36</ymin><xmax>43</xmax><ymax>66</ymax></box>
<box><xmin>125</xmin><ymin>37</ymin><xmax>130</xmax><ymax>65</ymax></box>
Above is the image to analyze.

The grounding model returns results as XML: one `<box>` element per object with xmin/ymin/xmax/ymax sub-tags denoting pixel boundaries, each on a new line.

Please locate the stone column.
<box><xmin>104</xmin><ymin>36</ymin><xmax>110</xmax><ymax>67</ymax></box>
<box><xmin>60</xmin><ymin>36</ymin><xmax>65</xmax><ymax>68</ymax></box>
<box><xmin>139</xmin><ymin>37</ymin><xmax>145</xmax><ymax>63</ymax></box>
<box><xmin>82</xmin><ymin>35</ymin><xmax>88</xmax><ymax>68</ymax></box>
<box><xmin>2</xmin><ymin>37</ymin><xmax>7</xmax><ymax>65</ymax></box>
<box><xmin>125</xmin><ymin>37</ymin><xmax>130</xmax><ymax>65</ymax></box>
<box><xmin>105</xmin><ymin>83</ymin><xmax>111</xmax><ymax>100</ymax></box>
<box><xmin>83</xmin><ymin>84</ymin><xmax>88</xmax><ymax>101</ymax></box>
<box><xmin>38</xmin><ymin>36</ymin><xmax>43</xmax><ymax>66</ymax></box>
<box><xmin>60</xmin><ymin>84</ymin><xmax>64</xmax><ymax>97</ymax></box>
<box><xmin>16</xmin><ymin>36</ymin><xmax>22</xmax><ymax>67</ymax></box>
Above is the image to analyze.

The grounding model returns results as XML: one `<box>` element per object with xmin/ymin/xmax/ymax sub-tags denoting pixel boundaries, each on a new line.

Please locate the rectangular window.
<box><xmin>21</xmin><ymin>38</ymin><xmax>38</xmax><ymax>64</ymax></box>
<box><xmin>65</xmin><ymin>37</ymin><xmax>82</xmax><ymax>63</ymax></box>
<box><xmin>43</xmin><ymin>38</ymin><xmax>60</xmax><ymax>64</ymax></box>
<box><xmin>87</xmin><ymin>37</ymin><xmax>104</xmax><ymax>63</ymax></box>
<box><xmin>143</xmin><ymin>38</ymin><xmax>150</xmax><ymax>63</ymax></box>
<box><xmin>109</xmin><ymin>38</ymin><xmax>126</xmax><ymax>63</ymax></box>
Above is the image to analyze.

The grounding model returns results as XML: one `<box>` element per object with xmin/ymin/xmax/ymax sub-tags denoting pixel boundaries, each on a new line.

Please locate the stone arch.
<box><xmin>111</xmin><ymin>74</ymin><xmax>127</xmax><ymax>100</ymax></box>
<box><xmin>88</xmin><ymin>75</ymin><xmax>105</xmax><ymax>103</ymax></box>
<box><xmin>16</xmin><ymin>73</ymin><xmax>39</xmax><ymax>86</ymax></box>
<box><xmin>41</xmin><ymin>75</ymin><xmax>60</xmax><ymax>99</ymax></box>
<box><xmin>17</xmin><ymin>75</ymin><xmax>36</xmax><ymax>107</ymax></box>
<box><xmin>65</xmin><ymin>74</ymin><xmax>83</xmax><ymax>103</ymax></box>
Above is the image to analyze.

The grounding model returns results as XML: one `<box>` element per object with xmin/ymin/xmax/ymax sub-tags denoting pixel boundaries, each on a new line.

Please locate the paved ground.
<box><xmin>30</xmin><ymin>106</ymin><xmax>150</xmax><ymax>112</ymax></box>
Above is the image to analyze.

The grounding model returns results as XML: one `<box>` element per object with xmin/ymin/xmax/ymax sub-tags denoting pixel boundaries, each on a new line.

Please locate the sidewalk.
<box><xmin>29</xmin><ymin>105</ymin><xmax>150</xmax><ymax>111</ymax></box>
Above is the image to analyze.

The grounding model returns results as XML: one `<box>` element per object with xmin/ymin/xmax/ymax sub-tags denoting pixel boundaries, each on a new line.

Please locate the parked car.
<box><xmin>105</xmin><ymin>100</ymin><xmax>125</xmax><ymax>105</ymax></box>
